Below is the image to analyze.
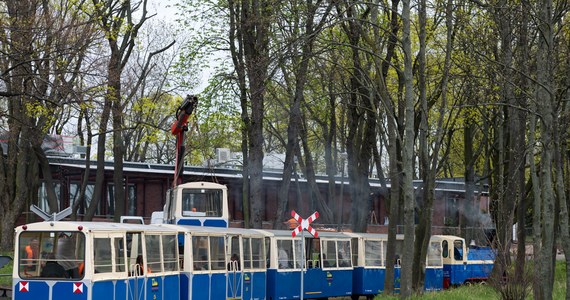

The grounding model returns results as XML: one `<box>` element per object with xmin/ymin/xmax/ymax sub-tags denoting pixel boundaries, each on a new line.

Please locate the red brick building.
<box><xmin>35</xmin><ymin>157</ymin><xmax>491</xmax><ymax>237</ymax></box>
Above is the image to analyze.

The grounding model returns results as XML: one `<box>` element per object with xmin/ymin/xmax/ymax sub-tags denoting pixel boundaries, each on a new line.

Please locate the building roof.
<box><xmin>47</xmin><ymin>156</ymin><xmax>488</xmax><ymax>194</ymax></box>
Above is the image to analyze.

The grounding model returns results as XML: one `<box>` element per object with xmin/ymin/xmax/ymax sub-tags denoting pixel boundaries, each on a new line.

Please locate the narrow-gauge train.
<box><xmin>13</xmin><ymin>220</ymin><xmax>461</xmax><ymax>300</ymax></box>
<box><xmin>10</xmin><ymin>182</ymin><xmax>494</xmax><ymax>300</ymax></box>
<box><xmin>10</xmin><ymin>181</ymin><xmax>495</xmax><ymax>300</ymax></box>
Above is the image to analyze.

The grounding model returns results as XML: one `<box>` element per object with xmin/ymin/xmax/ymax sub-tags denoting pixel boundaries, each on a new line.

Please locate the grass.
<box><xmin>373</xmin><ymin>285</ymin><xmax>498</xmax><ymax>300</ymax></box>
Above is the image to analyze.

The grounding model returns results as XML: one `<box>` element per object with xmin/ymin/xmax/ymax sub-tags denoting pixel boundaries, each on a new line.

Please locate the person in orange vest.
<box><xmin>24</xmin><ymin>238</ymin><xmax>40</xmax><ymax>274</ymax></box>
<box><xmin>78</xmin><ymin>261</ymin><xmax>85</xmax><ymax>276</ymax></box>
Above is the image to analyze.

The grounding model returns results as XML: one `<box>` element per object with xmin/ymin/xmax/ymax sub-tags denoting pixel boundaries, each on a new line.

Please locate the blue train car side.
<box><xmin>259</xmin><ymin>229</ymin><xmax>353</xmax><ymax>299</ymax></box>
<box><xmin>347</xmin><ymin>233</ymin><xmax>443</xmax><ymax>299</ymax></box>
<box><xmin>161</xmin><ymin>224</ymin><xmax>267</xmax><ymax>300</ymax></box>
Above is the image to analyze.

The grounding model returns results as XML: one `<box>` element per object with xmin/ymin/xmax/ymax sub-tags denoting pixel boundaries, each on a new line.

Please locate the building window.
<box><xmin>445</xmin><ymin>197</ymin><xmax>459</xmax><ymax>226</ymax></box>
<box><xmin>107</xmin><ymin>184</ymin><xmax>137</xmax><ymax>216</ymax></box>
<box><xmin>70</xmin><ymin>183</ymin><xmax>98</xmax><ymax>216</ymax></box>
<box><xmin>38</xmin><ymin>181</ymin><xmax>61</xmax><ymax>213</ymax></box>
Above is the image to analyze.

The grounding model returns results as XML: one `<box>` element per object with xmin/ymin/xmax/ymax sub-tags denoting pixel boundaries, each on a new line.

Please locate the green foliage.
<box><xmin>0</xmin><ymin>252</ymin><xmax>12</xmax><ymax>287</ymax></box>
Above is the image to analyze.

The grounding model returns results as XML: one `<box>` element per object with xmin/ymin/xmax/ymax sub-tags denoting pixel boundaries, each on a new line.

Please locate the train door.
<box><xmin>126</xmin><ymin>232</ymin><xmax>145</xmax><ymax>300</ymax></box>
<box><xmin>190</xmin><ymin>235</ymin><xmax>210</xmax><ymax>299</ymax></box>
<box><xmin>209</xmin><ymin>235</ymin><xmax>227</xmax><ymax>299</ymax></box>
<box><xmin>425</xmin><ymin>240</ymin><xmax>443</xmax><ymax>291</ymax></box>
<box><xmin>91</xmin><ymin>232</ymin><xmax>128</xmax><ymax>299</ymax></box>
<box><xmin>241</xmin><ymin>235</ymin><xmax>266</xmax><ymax>300</ymax></box>
<box><xmin>441</xmin><ymin>237</ymin><xmax>466</xmax><ymax>287</ymax></box>
<box><xmin>226</xmin><ymin>235</ymin><xmax>243</xmax><ymax>299</ymax></box>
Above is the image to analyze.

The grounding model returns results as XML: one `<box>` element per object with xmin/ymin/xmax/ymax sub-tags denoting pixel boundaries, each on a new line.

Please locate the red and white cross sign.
<box><xmin>19</xmin><ymin>281</ymin><xmax>29</xmax><ymax>292</ymax></box>
<box><xmin>291</xmin><ymin>210</ymin><xmax>319</xmax><ymax>238</ymax></box>
<box><xmin>73</xmin><ymin>282</ymin><xmax>84</xmax><ymax>294</ymax></box>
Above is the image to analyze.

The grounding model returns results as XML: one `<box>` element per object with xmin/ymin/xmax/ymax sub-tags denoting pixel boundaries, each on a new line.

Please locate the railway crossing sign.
<box><xmin>290</xmin><ymin>210</ymin><xmax>319</xmax><ymax>238</ymax></box>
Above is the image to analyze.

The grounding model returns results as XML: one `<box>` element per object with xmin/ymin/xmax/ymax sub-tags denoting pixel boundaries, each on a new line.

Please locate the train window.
<box><xmin>192</xmin><ymin>235</ymin><xmax>209</xmax><ymax>271</ymax></box>
<box><xmin>265</xmin><ymin>237</ymin><xmax>271</xmax><ymax>268</ymax></box>
<box><xmin>394</xmin><ymin>239</ymin><xmax>404</xmax><ymax>267</ymax></box>
<box><xmin>351</xmin><ymin>238</ymin><xmax>358</xmax><ymax>267</ymax></box>
<box><xmin>365</xmin><ymin>240</ymin><xmax>383</xmax><ymax>267</ymax></box>
<box><xmin>210</xmin><ymin>236</ymin><xmax>226</xmax><ymax>270</ymax></box>
<box><xmin>251</xmin><ymin>238</ymin><xmax>264</xmax><ymax>269</ymax></box>
<box><xmin>293</xmin><ymin>240</ymin><xmax>303</xmax><ymax>268</ymax></box>
<box><xmin>427</xmin><ymin>241</ymin><xmax>442</xmax><ymax>267</ymax></box>
<box><xmin>127</xmin><ymin>233</ymin><xmax>143</xmax><ymax>276</ymax></box>
<box><xmin>380</xmin><ymin>240</ymin><xmax>388</xmax><ymax>266</ymax></box>
<box><xmin>163</xmin><ymin>234</ymin><xmax>179</xmax><ymax>272</ymax></box>
<box><xmin>146</xmin><ymin>234</ymin><xmax>162</xmax><ymax>273</ymax></box>
<box><xmin>277</xmin><ymin>239</ymin><xmax>293</xmax><ymax>269</ymax></box>
<box><xmin>322</xmin><ymin>240</ymin><xmax>337</xmax><ymax>268</ymax></box>
<box><xmin>338</xmin><ymin>240</ymin><xmax>351</xmax><ymax>267</ymax></box>
<box><xmin>94</xmin><ymin>238</ymin><xmax>113</xmax><ymax>273</ymax></box>
<box><xmin>114</xmin><ymin>237</ymin><xmax>125</xmax><ymax>272</ymax></box>
<box><xmin>228</xmin><ymin>235</ymin><xmax>241</xmax><ymax>271</ymax></box>
<box><xmin>18</xmin><ymin>231</ymin><xmax>86</xmax><ymax>279</ymax></box>
<box><xmin>453</xmin><ymin>240</ymin><xmax>464</xmax><ymax>261</ymax></box>
<box><xmin>243</xmin><ymin>237</ymin><xmax>252</xmax><ymax>269</ymax></box>
<box><xmin>381</xmin><ymin>240</ymin><xmax>387</xmax><ymax>265</ymax></box>
<box><xmin>181</xmin><ymin>189</ymin><xmax>223</xmax><ymax>217</ymax></box>
<box><xmin>442</xmin><ymin>240</ymin><xmax>448</xmax><ymax>258</ymax></box>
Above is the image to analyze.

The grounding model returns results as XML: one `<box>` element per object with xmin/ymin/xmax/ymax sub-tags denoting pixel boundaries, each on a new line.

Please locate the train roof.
<box><xmin>158</xmin><ymin>224</ymin><xmax>268</xmax><ymax>237</ymax></box>
<box><xmin>343</xmin><ymin>232</ymin><xmax>406</xmax><ymax>240</ymax></box>
<box><xmin>255</xmin><ymin>229</ymin><xmax>351</xmax><ymax>239</ymax></box>
<box><xmin>14</xmin><ymin>221</ymin><xmax>172</xmax><ymax>234</ymax></box>
<box><xmin>430</xmin><ymin>235</ymin><xmax>464</xmax><ymax>242</ymax></box>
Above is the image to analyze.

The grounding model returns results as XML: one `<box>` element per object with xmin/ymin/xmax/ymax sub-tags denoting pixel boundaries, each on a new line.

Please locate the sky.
<box><xmin>148</xmin><ymin>0</ymin><xmax>216</xmax><ymax>94</ymax></box>
<box><xmin>150</xmin><ymin>0</ymin><xmax>180</xmax><ymax>21</ymax></box>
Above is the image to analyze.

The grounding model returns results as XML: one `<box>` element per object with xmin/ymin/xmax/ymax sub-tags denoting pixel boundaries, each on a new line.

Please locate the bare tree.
<box><xmin>227</xmin><ymin>0</ymin><xmax>275</xmax><ymax>228</ymax></box>
<box><xmin>272</xmin><ymin>0</ymin><xmax>335</xmax><ymax>227</ymax></box>
<box><xmin>81</xmin><ymin>0</ymin><xmax>173</xmax><ymax>221</ymax></box>
<box><xmin>0</xmin><ymin>0</ymin><xmax>95</xmax><ymax>249</ymax></box>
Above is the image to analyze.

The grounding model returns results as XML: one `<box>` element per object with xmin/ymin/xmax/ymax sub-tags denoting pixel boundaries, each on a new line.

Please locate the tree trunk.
<box><xmin>400</xmin><ymin>0</ymin><xmax>415</xmax><ymax>296</ymax></box>
<box><xmin>239</xmin><ymin>0</ymin><xmax>273</xmax><ymax>228</ymax></box>
<box><xmin>514</xmin><ymin>0</ymin><xmax>530</xmax><ymax>281</ymax></box>
<box><xmin>110</xmin><ymin>42</ymin><xmax>126</xmax><ymax>222</ymax></box>
<box><xmin>0</xmin><ymin>0</ymin><xmax>39</xmax><ymax>250</ymax></box>
<box><xmin>85</xmin><ymin>98</ymin><xmax>111</xmax><ymax>220</ymax></box>
<box><xmin>300</xmin><ymin>122</ymin><xmax>334</xmax><ymax>223</ymax></box>
<box><xmin>227</xmin><ymin>0</ymin><xmax>251</xmax><ymax>228</ymax></box>
<box><xmin>535</xmin><ymin>0</ymin><xmax>555</xmax><ymax>296</ymax></box>
<box><xmin>35</xmin><ymin>144</ymin><xmax>59</xmax><ymax>213</ymax></box>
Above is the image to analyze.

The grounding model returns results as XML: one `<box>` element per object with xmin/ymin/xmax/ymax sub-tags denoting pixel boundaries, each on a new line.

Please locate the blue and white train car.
<box><xmin>258</xmin><ymin>229</ymin><xmax>353</xmax><ymax>299</ymax></box>
<box><xmin>160</xmin><ymin>181</ymin><xmax>229</xmax><ymax>228</ymax></box>
<box><xmin>12</xmin><ymin>221</ymin><xmax>180</xmax><ymax>300</ymax></box>
<box><xmin>161</xmin><ymin>225</ymin><xmax>267</xmax><ymax>300</ymax></box>
<box><xmin>439</xmin><ymin>235</ymin><xmax>494</xmax><ymax>288</ymax></box>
